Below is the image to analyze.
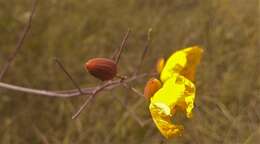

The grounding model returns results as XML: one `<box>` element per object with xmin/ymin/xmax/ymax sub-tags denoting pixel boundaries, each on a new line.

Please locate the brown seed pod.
<box><xmin>144</xmin><ymin>78</ymin><xmax>162</xmax><ymax>99</ymax></box>
<box><xmin>85</xmin><ymin>58</ymin><xmax>117</xmax><ymax>81</ymax></box>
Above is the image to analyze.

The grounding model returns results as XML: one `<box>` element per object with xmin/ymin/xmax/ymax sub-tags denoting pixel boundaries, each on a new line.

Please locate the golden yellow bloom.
<box><xmin>149</xmin><ymin>46</ymin><xmax>203</xmax><ymax>139</ymax></box>
<box><xmin>160</xmin><ymin>46</ymin><xmax>203</xmax><ymax>82</ymax></box>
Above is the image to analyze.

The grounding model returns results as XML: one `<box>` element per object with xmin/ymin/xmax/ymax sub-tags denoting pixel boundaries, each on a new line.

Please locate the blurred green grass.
<box><xmin>0</xmin><ymin>0</ymin><xmax>259</xmax><ymax>143</ymax></box>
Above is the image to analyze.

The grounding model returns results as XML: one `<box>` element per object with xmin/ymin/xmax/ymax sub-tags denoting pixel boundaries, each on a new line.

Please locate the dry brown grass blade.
<box><xmin>114</xmin><ymin>95</ymin><xmax>145</xmax><ymax>127</ymax></box>
<box><xmin>134</xmin><ymin>28</ymin><xmax>152</xmax><ymax>75</ymax></box>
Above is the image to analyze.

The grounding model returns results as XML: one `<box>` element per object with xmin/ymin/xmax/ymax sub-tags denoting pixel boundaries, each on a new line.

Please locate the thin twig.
<box><xmin>134</xmin><ymin>28</ymin><xmax>152</xmax><ymax>75</ymax></box>
<box><xmin>0</xmin><ymin>73</ymin><xmax>150</xmax><ymax>97</ymax></box>
<box><xmin>71</xmin><ymin>94</ymin><xmax>95</xmax><ymax>119</ymax></box>
<box><xmin>0</xmin><ymin>82</ymin><xmax>79</xmax><ymax>97</ymax></box>
<box><xmin>0</xmin><ymin>0</ymin><xmax>38</xmax><ymax>80</ymax></box>
<box><xmin>72</xmin><ymin>81</ymin><xmax>113</xmax><ymax>119</ymax></box>
<box><xmin>71</xmin><ymin>69</ymin><xmax>150</xmax><ymax>119</ymax></box>
<box><xmin>54</xmin><ymin>58</ymin><xmax>84</xmax><ymax>94</ymax></box>
<box><xmin>112</xmin><ymin>29</ymin><xmax>130</xmax><ymax>64</ymax></box>
<box><xmin>0</xmin><ymin>72</ymin><xmax>156</xmax><ymax>98</ymax></box>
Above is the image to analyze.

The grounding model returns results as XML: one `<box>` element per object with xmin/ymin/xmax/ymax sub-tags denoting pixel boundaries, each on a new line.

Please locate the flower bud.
<box><xmin>156</xmin><ymin>57</ymin><xmax>165</xmax><ymax>74</ymax></box>
<box><xmin>144</xmin><ymin>78</ymin><xmax>162</xmax><ymax>99</ymax></box>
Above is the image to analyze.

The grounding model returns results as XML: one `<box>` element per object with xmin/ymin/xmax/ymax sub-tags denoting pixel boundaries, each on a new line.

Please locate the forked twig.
<box><xmin>72</xmin><ymin>81</ymin><xmax>114</xmax><ymax>119</ymax></box>
<box><xmin>54</xmin><ymin>58</ymin><xmax>84</xmax><ymax>94</ymax></box>
<box><xmin>0</xmin><ymin>0</ymin><xmax>38</xmax><ymax>80</ymax></box>
<box><xmin>72</xmin><ymin>29</ymin><xmax>132</xmax><ymax>119</ymax></box>
<box><xmin>0</xmin><ymin>73</ymin><xmax>150</xmax><ymax>97</ymax></box>
<box><xmin>0</xmin><ymin>22</ymin><xmax>154</xmax><ymax>119</ymax></box>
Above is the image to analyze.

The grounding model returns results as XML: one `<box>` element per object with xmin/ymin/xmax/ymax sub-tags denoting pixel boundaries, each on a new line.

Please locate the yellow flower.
<box><xmin>160</xmin><ymin>46</ymin><xmax>203</xmax><ymax>82</ymax></box>
<box><xmin>148</xmin><ymin>46</ymin><xmax>203</xmax><ymax>139</ymax></box>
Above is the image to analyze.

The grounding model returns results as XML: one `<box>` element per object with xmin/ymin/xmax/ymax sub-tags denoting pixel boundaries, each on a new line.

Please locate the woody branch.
<box><xmin>0</xmin><ymin>0</ymin><xmax>154</xmax><ymax>122</ymax></box>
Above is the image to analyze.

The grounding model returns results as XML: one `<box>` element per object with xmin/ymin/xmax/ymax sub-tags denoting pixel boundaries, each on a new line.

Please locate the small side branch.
<box><xmin>0</xmin><ymin>0</ymin><xmax>38</xmax><ymax>80</ymax></box>
<box><xmin>0</xmin><ymin>82</ymin><xmax>79</xmax><ymax>97</ymax></box>
<box><xmin>112</xmin><ymin>29</ymin><xmax>131</xmax><ymax>64</ymax></box>
<box><xmin>54</xmin><ymin>58</ymin><xmax>84</xmax><ymax>94</ymax></box>
<box><xmin>71</xmin><ymin>94</ymin><xmax>94</xmax><ymax>119</ymax></box>
<box><xmin>72</xmin><ymin>81</ymin><xmax>115</xmax><ymax>119</ymax></box>
<box><xmin>0</xmin><ymin>73</ymin><xmax>150</xmax><ymax>97</ymax></box>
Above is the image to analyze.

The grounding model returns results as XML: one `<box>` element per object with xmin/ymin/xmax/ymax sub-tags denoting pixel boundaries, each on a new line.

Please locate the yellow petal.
<box><xmin>149</xmin><ymin>74</ymin><xmax>195</xmax><ymax>138</ymax></box>
<box><xmin>149</xmin><ymin>102</ymin><xmax>184</xmax><ymax>139</ymax></box>
<box><xmin>151</xmin><ymin>74</ymin><xmax>195</xmax><ymax>118</ymax></box>
<box><xmin>160</xmin><ymin>46</ymin><xmax>203</xmax><ymax>82</ymax></box>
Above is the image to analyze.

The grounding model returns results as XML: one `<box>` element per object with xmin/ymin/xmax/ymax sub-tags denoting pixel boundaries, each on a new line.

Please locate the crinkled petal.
<box><xmin>160</xmin><ymin>46</ymin><xmax>203</xmax><ymax>82</ymax></box>
<box><xmin>149</xmin><ymin>74</ymin><xmax>196</xmax><ymax>138</ymax></box>
<box><xmin>149</xmin><ymin>102</ymin><xmax>184</xmax><ymax>139</ymax></box>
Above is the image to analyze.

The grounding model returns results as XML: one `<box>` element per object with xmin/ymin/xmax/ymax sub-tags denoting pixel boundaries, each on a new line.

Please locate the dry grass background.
<box><xmin>0</xmin><ymin>0</ymin><xmax>259</xmax><ymax>143</ymax></box>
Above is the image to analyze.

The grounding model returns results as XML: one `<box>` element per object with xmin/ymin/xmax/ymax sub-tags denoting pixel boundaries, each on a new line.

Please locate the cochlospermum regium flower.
<box><xmin>145</xmin><ymin>46</ymin><xmax>203</xmax><ymax>139</ymax></box>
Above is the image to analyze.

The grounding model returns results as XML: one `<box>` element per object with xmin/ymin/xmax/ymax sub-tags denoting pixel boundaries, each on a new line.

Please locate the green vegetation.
<box><xmin>0</xmin><ymin>0</ymin><xmax>259</xmax><ymax>143</ymax></box>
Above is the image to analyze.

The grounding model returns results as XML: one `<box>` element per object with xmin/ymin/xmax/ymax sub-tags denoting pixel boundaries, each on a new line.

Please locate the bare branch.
<box><xmin>112</xmin><ymin>29</ymin><xmax>131</xmax><ymax>64</ymax></box>
<box><xmin>0</xmin><ymin>71</ymin><xmax>158</xmax><ymax>99</ymax></box>
<box><xmin>134</xmin><ymin>28</ymin><xmax>152</xmax><ymax>75</ymax></box>
<box><xmin>0</xmin><ymin>73</ymin><xmax>150</xmax><ymax>98</ymax></box>
<box><xmin>54</xmin><ymin>58</ymin><xmax>84</xmax><ymax>94</ymax></box>
<box><xmin>0</xmin><ymin>82</ymin><xmax>80</xmax><ymax>97</ymax></box>
<box><xmin>72</xmin><ymin>70</ymin><xmax>156</xmax><ymax>119</ymax></box>
<box><xmin>72</xmin><ymin>94</ymin><xmax>94</xmax><ymax>119</ymax></box>
<box><xmin>72</xmin><ymin>81</ymin><xmax>114</xmax><ymax>119</ymax></box>
<box><xmin>0</xmin><ymin>0</ymin><xmax>38</xmax><ymax>80</ymax></box>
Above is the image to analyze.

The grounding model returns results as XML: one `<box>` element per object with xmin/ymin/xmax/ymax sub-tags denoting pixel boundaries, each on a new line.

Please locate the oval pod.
<box><xmin>144</xmin><ymin>78</ymin><xmax>162</xmax><ymax>99</ymax></box>
<box><xmin>85</xmin><ymin>58</ymin><xmax>117</xmax><ymax>81</ymax></box>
